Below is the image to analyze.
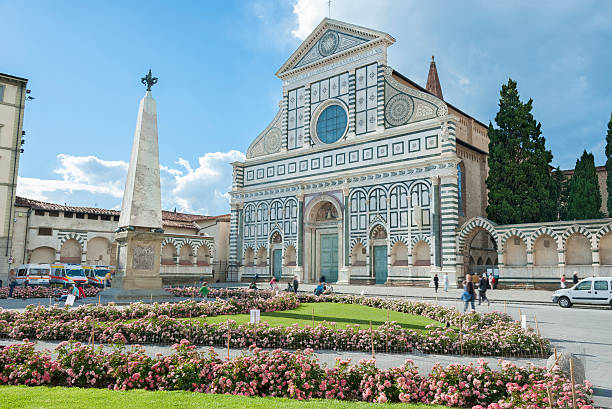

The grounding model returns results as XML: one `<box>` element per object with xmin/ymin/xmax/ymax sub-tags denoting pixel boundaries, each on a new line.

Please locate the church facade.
<box><xmin>229</xmin><ymin>19</ymin><xmax>490</xmax><ymax>286</ymax></box>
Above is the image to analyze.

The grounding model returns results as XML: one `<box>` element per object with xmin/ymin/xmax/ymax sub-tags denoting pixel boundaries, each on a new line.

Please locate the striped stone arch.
<box><xmin>58</xmin><ymin>232</ymin><xmax>86</xmax><ymax>247</ymax></box>
<box><xmin>390</xmin><ymin>235</ymin><xmax>409</xmax><ymax>247</ymax></box>
<box><xmin>349</xmin><ymin>237</ymin><xmax>367</xmax><ymax>251</ymax></box>
<box><xmin>197</xmin><ymin>240</ymin><xmax>214</xmax><ymax>257</ymax></box>
<box><xmin>161</xmin><ymin>237</ymin><xmax>177</xmax><ymax>247</ymax></box>
<box><xmin>499</xmin><ymin>229</ymin><xmax>530</xmax><ymax>251</ymax></box>
<box><xmin>242</xmin><ymin>243</ymin><xmax>255</xmax><ymax>259</ymax></box>
<box><xmin>561</xmin><ymin>225</ymin><xmax>595</xmax><ymax>249</ymax></box>
<box><xmin>457</xmin><ymin>217</ymin><xmax>498</xmax><ymax>253</ymax></box>
<box><xmin>411</xmin><ymin>234</ymin><xmax>432</xmax><ymax>248</ymax></box>
<box><xmin>282</xmin><ymin>240</ymin><xmax>296</xmax><ymax>250</ymax></box>
<box><xmin>368</xmin><ymin>216</ymin><xmax>387</xmax><ymax>231</ymax></box>
<box><xmin>595</xmin><ymin>223</ymin><xmax>612</xmax><ymax>244</ymax></box>
<box><xmin>530</xmin><ymin>226</ymin><xmax>559</xmax><ymax>248</ymax></box>
<box><xmin>255</xmin><ymin>242</ymin><xmax>269</xmax><ymax>251</ymax></box>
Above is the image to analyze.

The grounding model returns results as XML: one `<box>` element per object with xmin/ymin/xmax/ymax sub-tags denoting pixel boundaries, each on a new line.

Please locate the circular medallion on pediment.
<box><xmin>264</xmin><ymin>128</ymin><xmax>282</xmax><ymax>153</ymax></box>
<box><xmin>385</xmin><ymin>93</ymin><xmax>414</xmax><ymax>126</ymax></box>
<box><xmin>318</xmin><ymin>31</ymin><xmax>339</xmax><ymax>57</ymax></box>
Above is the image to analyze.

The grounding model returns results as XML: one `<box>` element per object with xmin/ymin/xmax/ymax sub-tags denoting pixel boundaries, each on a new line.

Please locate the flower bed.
<box><xmin>0</xmin><ymin>341</ymin><xmax>596</xmax><ymax>408</ymax></box>
<box><xmin>0</xmin><ymin>291</ymin><xmax>549</xmax><ymax>357</ymax></box>
<box><xmin>0</xmin><ymin>286</ymin><xmax>102</xmax><ymax>300</ymax></box>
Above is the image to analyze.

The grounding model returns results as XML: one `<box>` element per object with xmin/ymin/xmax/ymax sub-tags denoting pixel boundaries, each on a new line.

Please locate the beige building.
<box><xmin>10</xmin><ymin>196</ymin><xmax>230</xmax><ymax>284</ymax></box>
<box><xmin>0</xmin><ymin>73</ymin><xmax>28</xmax><ymax>284</ymax></box>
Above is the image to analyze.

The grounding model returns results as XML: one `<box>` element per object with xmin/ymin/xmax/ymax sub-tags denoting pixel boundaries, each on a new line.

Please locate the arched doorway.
<box><xmin>370</xmin><ymin>224</ymin><xmax>388</xmax><ymax>284</ymax></box>
<box><xmin>458</xmin><ymin>218</ymin><xmax>498</xmax><ymax>280</ymax></box>
<box><xmin>60</xmin><ymin>239</ymin><xmax>82</xmax><ymax>264</ymax></box>
<box><xmin>270</xmin><ymin>231</ymin><xmax>283</xmax><ymax>280</ymax></box>
<box><xmin>304</xmin><ymin>196</ymin><xmax>343</xmax><ymax>283</ymax></box>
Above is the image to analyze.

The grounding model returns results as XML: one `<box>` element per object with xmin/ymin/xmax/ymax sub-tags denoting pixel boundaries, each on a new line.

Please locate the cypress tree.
<box><xmin>567</xmin><ymin>150</ymin><xmax>602</xmax><ymax>220</ymax></box>
<box><xmin>552</xmin><ymin>167</ymin><xmax>568</xmax><ymax>220</ymax></box>
<box><xmin>486</xmin><ymin>79</ymin><xmax>556</xmax><ymax>224</ymax></box>
<box><xmin>606</xmin><ymin>113</ymin><xmax>612</xmax><ymax>216</ymax></box>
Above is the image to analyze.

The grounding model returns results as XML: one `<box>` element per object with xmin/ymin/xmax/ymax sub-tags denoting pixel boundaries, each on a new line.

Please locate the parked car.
<box><xmin>15</xmin><ymin>264</ymin><xmax>51</xmax><ymax>286</ymax></box>
<box><xmin>552</xmin><ymin>277</ymin><xmax>612</xmax><ymax>308</ymax></box>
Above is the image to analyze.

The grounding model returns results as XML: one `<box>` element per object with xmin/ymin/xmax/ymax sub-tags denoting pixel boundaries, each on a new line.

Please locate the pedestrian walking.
<box><xmin>560</xmin><ymin>274</ymin><xmax>567</xmax><ymax>289</ymax></box>
<box><xmin>443</xmin><ymin>272</ymin><xmax>449</xmax><ymax>292</ymax></box>
<box><xmin>572</xmin><ymin>272</ymin><xmax>578</xmax><ymax>285</ymax></box>
<box><xmin>488</xmin><ymin>274</ymin><xmax>494</xmax><ymax>290</ymax></box>
<box><xmin>8</xmin><ymin>269</ymin><xmax>16</xmax><ymax>298</ymax></box>
<box><xmin>478</xmin><ymin>273</ymin><xmax>490</xmax><ymax>306</ymax></box>
<box><xmin>269</xmin><ymin>277</ymin><xmax>279</xmax><ymax>291</ymax></box>
<box><xmin>199</xmin><ymin>282</ymin><xmax>209</xmax><ymax>298</ymax></box>
<box><xmin>433</xmin><ymin>274</ymin><xmax>439</xmax><ymax>293</ymax></box>
<box><xmin>462</xmin><ymin>275</ymin><xmax>475</xmax><ymax>312</ymax></box>
<box><xmin>292</xmin><ymin>274</ymin><xmax>299</xmax><ymax>293</ymax></box>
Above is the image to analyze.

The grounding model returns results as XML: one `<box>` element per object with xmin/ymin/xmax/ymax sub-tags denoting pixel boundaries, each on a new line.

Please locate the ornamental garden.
<box><xmin>0</xmin><ymin>289</ymin><xmax>598</xmax><ymax>408</ymax></box>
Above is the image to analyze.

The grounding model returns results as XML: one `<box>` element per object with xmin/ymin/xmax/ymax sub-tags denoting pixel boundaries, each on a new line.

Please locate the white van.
<box><xmin>15</xmin><ymin>264</ymin><xmax>51</xmax><ymax>286</ymax></box>
<box><xmin>552</xmin><ymin>277</ymin><xmax>612</xmax><ymax>308</ymax></box>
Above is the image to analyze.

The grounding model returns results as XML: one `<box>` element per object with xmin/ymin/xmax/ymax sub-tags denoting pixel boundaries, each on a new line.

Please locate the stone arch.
<box><xmin>412</xmin><ymin>240</ymin><xmax>431</xmax><ymax>266</ymax></box>
<box><xmin>59</xmin><ymin>232</ymin><xmax>86</xmax><ymax>248</ymax></box>
<box><xmin>86</xmin><ymin>236</ymin><xmax>111</xmax><ymax>265</ymax></box>
<box><xmin>533</xmin><ymin>234</ymin><xmax>558</xmax><ymax>266</ymax></box>
<box><xmin>477</xmin><ymin>256</ymin><xmax>483</xmax><ymax>265</ymax></box>
<box><xmin>565</xmin><ymin>232</ymin><xmax>593</xmax><ymax>265</ymax></box>
<box><xmin>369</xmin><ymin>222</ymin><xmax>388</xmax><ymax>240</ymax></box>
<box><xmin>390</xmin><ymin>240</ymin><xmax>409</xmax><ymax>266</ymax></box>
<box><xmin>351</xmin><ymin>241</ymin><xmax>366</xmax><ymax>266</ymax></box>
<box><xmin>270</xmin><ymin>230</ymin><xmax>283</xmax><ymax>244</ymax></box>
<box><xmin>243</xmin><ymin>246</ymin><xmax>255</xmax><ymax>266</ymax></box>
<box><xmin>30</xmin><ymin>246</ymin><xmax>55</xmax><ymax>264</ymax></box>
<box><xmin>161</xmin><ymin>242</ymin><xmax>177</xmax><ymax>265</ymax></box>
<box><xmin>457</xmin><ymin>217</ymin><xmax>498</xmax><ymax>253</ymax></box>
<box><xmin>503</xmin><ymin>235</ymin><xmax>527</xmax><ymax>266</ymax></box>
<box><xmin>561</xmin><ymin>225</ymin><xmax>594</xmax><ymax>250</ymax></box>
<box><xmin>60</xmin><ymin>238</ymin><xmax>82</xmax><ymax>264</ymax></box>
<box><xmin>410</xmin><ymin>233</ymin><xmax>432</xmax><ymax>249</ymax></box>
<box><xmin>179</xmin><ymin>243</ymin><xmax>193</xmax><ymax>265</ymax></box>
<box><xmin>256</xmin><ymin>245</ymin><xmax>268</xmax><ymax>267</ymax></box>
<box><xmin>499</xmin><ymin>229</ymin><xmax>529</xmax><ymax>252</ymax></box>
<box><xmin>305</xmin><ymin>193</ymin><xmax>343</xmax><ymax>223</ymax></box>
<box><xmin>197</xmin><ymin>244</ymin><xmax>211</xmax><ymax>266</ymax></box>
<box><xmin>595</xmin><ymin>223</ymin><xmax>612</xmax><ymax>243</ymax></box>
<box><xmin>284</xmin><ymin>245</ymin><xmax>296</xmax><ymax>266</ymax></box>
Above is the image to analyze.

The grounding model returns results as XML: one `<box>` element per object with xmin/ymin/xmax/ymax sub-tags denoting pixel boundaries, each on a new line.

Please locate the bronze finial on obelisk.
<box><xmin>141</xmin><ymin>69</ymin><xmax>158</xmax><ymax>91</ymax></box>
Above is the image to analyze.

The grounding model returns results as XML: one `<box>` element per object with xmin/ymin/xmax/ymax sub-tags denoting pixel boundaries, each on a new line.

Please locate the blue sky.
<box><xmin>2</xmin><ymin>0</ymin><xmax>611</xmax><ymax>215</ymax></box>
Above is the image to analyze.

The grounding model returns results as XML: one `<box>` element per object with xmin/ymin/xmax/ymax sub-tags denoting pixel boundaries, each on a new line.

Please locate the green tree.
<box><xmin>552</xmin><ymin>167</ymin><xmax>568</xmax><ymax>220</ymax></box>
<box><xmin>486</xmin><ymin>79</ymin><xmax>556</xmax><ymax>224</ymax></box>
<box><xmin>567</xmin><ymin>150</ymin><xmax>602</xmax><ymax>220</ymax></box>
<box><xmin>605</xmin><ymin>113</ymin><xmax>612</xmax><ymax>216</ymax></box>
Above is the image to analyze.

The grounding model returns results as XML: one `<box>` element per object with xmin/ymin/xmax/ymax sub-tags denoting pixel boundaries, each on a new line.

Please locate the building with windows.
<box><xmin>229</xmin><ymin>19</ymin><xmax>490</xmax><ymax>286</ymax></box>
<box><xmin>10</xmin><ymin>196</ymin><xmax>230</xmax><ymax>284</ymax></box>
<box><xmin>0</xmin><ymin>73</ymin><xmax>28</xmax><ymax>284</ymax></box>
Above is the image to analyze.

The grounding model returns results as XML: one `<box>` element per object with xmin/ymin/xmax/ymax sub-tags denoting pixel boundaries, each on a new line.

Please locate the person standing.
<box><xmin>433</xmin><ymin>274</ymin><xmax>439</xmax><ymax>293</ymax></box>
<box><xmin>8</xmin><ymin>269</ymin><xmax>16</xmax><ymax>298</ymax></box>
<box><xmin>560</xmin><ymin>274</ymin><xmax>567</xmax><ymax>289</ymax></box>
<box><xmin>443</xmin><ymin>272</ymin><xmax>449</xmax><ymax>292</ymax></box>
<box><xmin>572</xmin><ymin>272</ymin><xmax>578</xmax><ymax>285</ymax></box>
<box><xmin>478</xmin><ymin>273</ymin><xmax>490</xmax><ymax>306</ymax></box>
<box><xmin>292</xmin><ymin>275</ymin><xmax>299</xmax><ymax>293</ymax></box>
<box><xmin>462</xmin><ymin>275</ymin><xmax>475</xmax><ymax>312</ymax></box>
<box><xmin>199</xmin><ymin>282</ymin><xmax>209</xmax><ymax>298</ymax></box>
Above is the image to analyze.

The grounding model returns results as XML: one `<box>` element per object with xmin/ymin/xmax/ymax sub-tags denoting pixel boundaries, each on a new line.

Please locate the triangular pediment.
<box><xmin>276</xmin><ymin>18</ymin><xmax>395</xmax><ymax>78</ymax></box>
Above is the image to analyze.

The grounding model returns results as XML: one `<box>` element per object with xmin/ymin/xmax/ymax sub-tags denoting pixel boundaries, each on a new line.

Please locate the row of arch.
<box><xmin>459</xmin><ymin>218</ymin><xmax>612</xmax><ymax>266</ymax></box>
<box><xmin>29</xmin><ymin>236</ymin><xmax>114</xmax><ymax>265</ymax></box>
<box><xmin>161</xmin><ymin>242</ymin><xmax>212</xmax><ymax>266</ymax></box>
<box><xmin>243</xmin><ymin>245</ymin><xmax>296</xmax><ymax>267</ymax></box>
<box><xmin>351</xmin><ymin>240</ymin><xmax>431</xmax><ymax>266</ymax></box>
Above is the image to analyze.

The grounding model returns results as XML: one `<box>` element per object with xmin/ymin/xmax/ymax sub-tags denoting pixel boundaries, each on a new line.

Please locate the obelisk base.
<box><xmin>113</xmin><ymin>229</ymin><xmax>165</xmax><ymax>292</ymax></box>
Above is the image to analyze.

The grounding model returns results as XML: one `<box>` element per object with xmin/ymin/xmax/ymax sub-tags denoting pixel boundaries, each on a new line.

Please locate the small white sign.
<box><xmin>65</xmin><ymin>294</ymin><xmax>76</xmax><ymax>307</ymax></box>
<box><xmin>250</xmin><ymin>309</ymin><xmax>260</xmax><ymax>324</ymax></box>
<box><xmin>521</xmin><ymin>314</ymin><xmax>527</xmax><ymax>330</ymax></box>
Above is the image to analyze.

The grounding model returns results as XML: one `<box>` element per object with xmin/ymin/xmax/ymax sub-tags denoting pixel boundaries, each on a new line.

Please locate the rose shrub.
<box><xmin>0</xmin><ymin>286</ymin><xmax>102</xmax><ymax>299</ymax></box>
<box><xmin>0</xmin><ymin>341</ymin><xmax>597</xmax><ymax>408</ymax></box>
<box><xmin>0</xmin><ymin>291</ymin><xmax>550</xmax><ymax>357</ymax></box>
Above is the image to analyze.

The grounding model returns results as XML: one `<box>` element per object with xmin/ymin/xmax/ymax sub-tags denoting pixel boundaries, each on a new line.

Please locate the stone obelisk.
<box><xmin>113</xmin><ymin>70</ymin><xmax>165</xmax><ymax>294</ymax></box>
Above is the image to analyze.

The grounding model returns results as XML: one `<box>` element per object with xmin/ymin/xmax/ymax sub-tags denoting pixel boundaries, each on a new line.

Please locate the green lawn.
<box><xmin>192</xmin><ymin>302</ymin><xmax>443</xmax><ymax>331</ymax></box>
<box><xmin>0</xmin><ymin>386</ymin><xmax>447</xmax><ymax>409</ymax></box>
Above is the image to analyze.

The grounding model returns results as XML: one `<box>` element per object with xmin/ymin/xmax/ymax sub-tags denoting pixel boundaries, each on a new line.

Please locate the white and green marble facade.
<box><xmin>230</xmin><ymin>19</ymin><xmax>461</xmax><ymax>285</ymax></box>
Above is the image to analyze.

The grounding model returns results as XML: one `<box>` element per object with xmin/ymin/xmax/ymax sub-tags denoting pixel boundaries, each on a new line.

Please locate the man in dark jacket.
<box><xmin>478</xmin><ymin>274</ymin><xmax>490</xmax><ymax>306</ymax></box>
<box><xmin>433</xmin><ymin>274</ymin><xmax>439</xmax><ymax>293</ymax></box>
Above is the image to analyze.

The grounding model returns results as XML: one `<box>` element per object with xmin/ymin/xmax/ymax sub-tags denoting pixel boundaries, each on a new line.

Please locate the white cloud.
<box><xmin>17</xmin><ymin>150</ymin><xmax>245</xmax><ymax>216</ymax></box>
<box><xmin>291</xmin><ymin>0</ymin><xmax>328</xmax><ymax>39</ymax></box>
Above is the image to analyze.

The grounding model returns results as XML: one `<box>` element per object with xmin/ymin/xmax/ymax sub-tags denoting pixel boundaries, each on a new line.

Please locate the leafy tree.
<box><xmin>552</xmin><ymin>167</ymin><xmax>568</xmax><ymax>220</ymax></box>
<box><xmin>567</xmin><ymin>150</ymin><xmax>602</xmax><ymax>220</ymax></box>
<box><xmin>486</xmin><ymin>79</ymin><xmax>556</xmax><ymax>224</ymax></box>
<box><xmin>606</xmin><ymin>113</ymin><xmax>612</xmax><ymax>216</ymax></box>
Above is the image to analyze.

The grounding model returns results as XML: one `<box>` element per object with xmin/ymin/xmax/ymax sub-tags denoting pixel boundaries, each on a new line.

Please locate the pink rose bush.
<box><xmin>0</xmin><ymin>341</ymin><xmax>597</xmax><ymax>408</ymax></box>
<box><xmin>0</xmin><ymin>291</ymin><xmax>549</xmax><ymax>357</ymax></box>
<box><xmin>0</xmin><ymin>286</ymin><xmax>101</xmax><ymax>299</ymax></box>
